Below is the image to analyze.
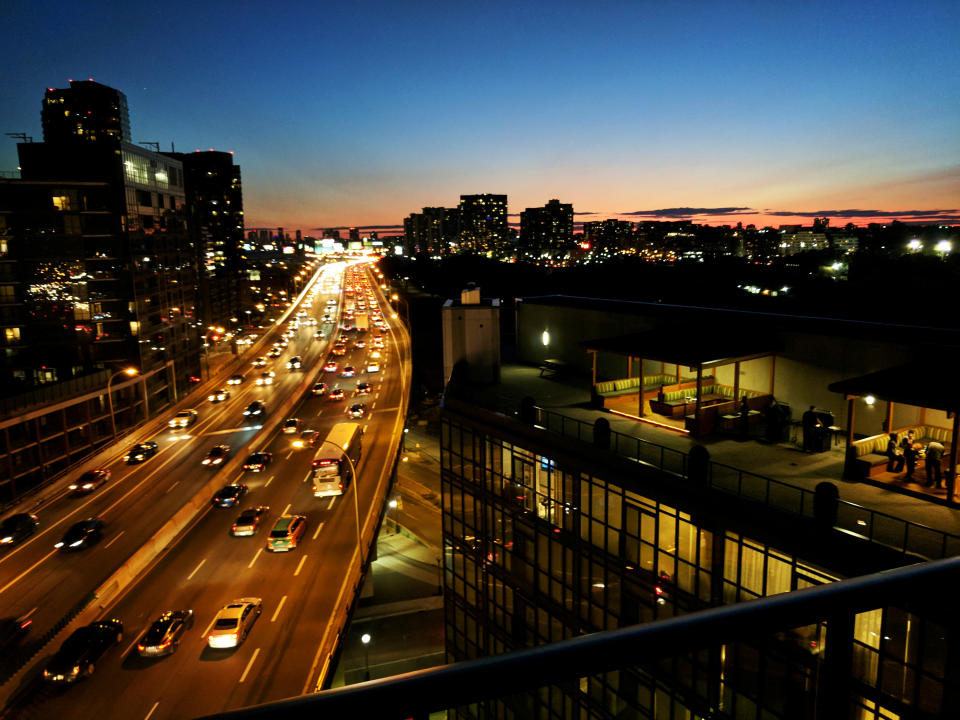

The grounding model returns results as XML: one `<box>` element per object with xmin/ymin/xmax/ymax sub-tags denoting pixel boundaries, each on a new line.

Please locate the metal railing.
<box><xmin>533</xmin><ymin>407</ymin><xmax>960</xmax><ymax>560</ymax></box>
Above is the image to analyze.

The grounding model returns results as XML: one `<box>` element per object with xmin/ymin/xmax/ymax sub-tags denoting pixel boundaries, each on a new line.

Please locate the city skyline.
<box><xmin>3</xmin><ymin>0</ymin><xmax>958</xmax><ymax>232</ymax></box>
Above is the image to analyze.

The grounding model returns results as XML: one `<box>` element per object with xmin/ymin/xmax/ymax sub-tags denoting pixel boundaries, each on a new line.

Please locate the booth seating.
<box><xmin>595</xmin><ymin>374</ymin><xmax>694</xmax><ymax>400</ymax></box>
<box><xmin>850</xmin><ymin>425</ymin><xmax>953</xmax><ymax>478</ymax></box>
<box><xmin>650</xmin><ymin>381</ymin><xmax>766</xmax><ymax>418</ymax></box>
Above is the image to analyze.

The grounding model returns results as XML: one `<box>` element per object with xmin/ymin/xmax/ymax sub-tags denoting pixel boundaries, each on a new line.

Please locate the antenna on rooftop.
<box><xmin>138</xmin><ymin>141</ymin><xmax>160</xmax><ymax>153</ymax></box>
<box><xmin>4</xmin><ymin>132</ymin><xmax>33</xmax><ymax>143</ymax></box>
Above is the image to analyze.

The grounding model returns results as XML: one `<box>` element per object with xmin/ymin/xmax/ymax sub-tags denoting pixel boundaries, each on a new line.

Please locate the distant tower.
<box><xmin>41</xmin><ymin>79</ymin><xmax>131</xmax><ymax>143</ymax></box>
<box><xmin>459</xmin><ymin>194</ymin><xmax>508</xmax><ymax>256</ymax></box>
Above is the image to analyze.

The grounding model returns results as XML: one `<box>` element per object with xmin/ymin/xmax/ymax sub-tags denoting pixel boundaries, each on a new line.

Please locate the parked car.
<box><xmin>69</xmin><ymin>469</ymin><xmax>110</xmax><ymax>494</ymax></box>
<box><xmin>124</xmin><ymin>442</ymin><xmax>158</xmax><ymax>464</ymax></box>
<box><xmin>55</xmin><ymin>518</ymin><xmax>104</xmax><ymax>551</ymax></box>
<box><xmin>136</xmin><ymin>610</ymin><xmax>193</xmax><ymax>657</ymax></box>
<box><xmin>207</xmin><ymin>598</ymin><xmax>262</xmax><ymax>649</ymax></box>
<box><xmin>0</xmin><ymin>513</ymin><xmax>39</xmax><ymax>547</ymax></box>
<box><xmin>42</xmin><ymin>619</ymin><xmax>123</xmax><ymax>683</ymax></box>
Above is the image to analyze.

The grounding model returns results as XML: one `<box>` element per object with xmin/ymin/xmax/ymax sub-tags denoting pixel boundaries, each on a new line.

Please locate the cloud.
<box><xmin>310</xmin><ymin>224</ymin><xmax>405</xmax><ymax>231</ymax></box>
<box><xmin>506</xmin><ymin>211</ymin><xmax>598</xmax><ymax>217</ymax></box>
<box><xmin>620</xmin><ymin>207</ymin><xmax>755</xmax><ymax>218</ymax></box>
<box><xmin>765</xmin><ymin>208</ymin><xmax>957</xmax><ymax>219</ymax></box>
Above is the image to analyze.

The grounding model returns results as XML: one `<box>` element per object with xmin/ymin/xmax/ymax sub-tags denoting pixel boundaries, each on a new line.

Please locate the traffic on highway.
<box><xmin>0</xmin><ymin>259</ymin><xmax>411</xmax><ymax>719</ymax></box>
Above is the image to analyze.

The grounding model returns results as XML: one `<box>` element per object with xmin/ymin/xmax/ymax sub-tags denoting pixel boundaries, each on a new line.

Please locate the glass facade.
<box><xmin>440</xmin><ymin>408</ymin><xmax>953</xmax><ymax>719</ymax></box>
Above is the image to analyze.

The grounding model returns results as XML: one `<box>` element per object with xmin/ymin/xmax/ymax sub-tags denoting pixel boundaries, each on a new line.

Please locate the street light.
<box><xmin>324</xmin><ymin>439</ymin><xmax>364</xmax><ymax>567</ymax></box>
<box><xmin>361</xmin><ymin>633</ymin><xmax>371</xmax><ymax>681</ymax></box>
<box><xmin>107</xmin><ymin>367</ymin><xmax>139</xmax><ymax>439</ymax></box>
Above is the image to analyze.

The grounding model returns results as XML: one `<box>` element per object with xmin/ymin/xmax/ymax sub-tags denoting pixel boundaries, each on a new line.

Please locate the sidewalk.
<box><xmin>495</xmin><ymin>364</ymin><xmax>960</xmax><ymax>540</ymax></box>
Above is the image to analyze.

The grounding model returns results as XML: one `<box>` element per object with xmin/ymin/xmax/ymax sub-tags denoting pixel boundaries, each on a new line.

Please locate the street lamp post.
<box><xmin>361</xmin><ymin>633</ymin><xmax>371</xmax><ymax>681</ymax></box>
<box><xmin>106</xmin><ymin>367</ymin><xmax>139</xmax><ymax>440</ymax></box>
<box><xmin>324</xmin><ymin>439</ymin><xmax>364</xmax><ymax>566</ymax></box>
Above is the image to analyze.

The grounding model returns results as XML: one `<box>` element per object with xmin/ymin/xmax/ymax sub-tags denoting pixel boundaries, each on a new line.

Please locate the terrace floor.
<box><xmin>495</xmin><ymin>364</ymin><xmax>960</xmax><ymax>542</ymax></box>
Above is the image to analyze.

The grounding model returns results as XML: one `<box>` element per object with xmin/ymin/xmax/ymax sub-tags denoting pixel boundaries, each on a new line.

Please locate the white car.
<box><xmin>366</xmin><ymin>362</ymin><xmax>380</xmax><ymax>373</ymax></box>
<box><xmin>206</xmin><ymin>598</ymin><xmax>262</xmax><ymax>649</ymax></box>
<box><xmin>256</xmin><ymin>371</ymin><xmax>275</xmax><ymax>386</ymax></box>
<box><xmin>168</xmin><ymin>410</ymin><xmax>198</xmax><ymax>429</ymax></box>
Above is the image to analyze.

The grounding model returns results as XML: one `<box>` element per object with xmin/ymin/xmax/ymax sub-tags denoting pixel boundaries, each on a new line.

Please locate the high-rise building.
<box><xmin>163</xmin><ymin>150</ymin><xmax>245</xmax><ymax>330</ymax></box>
<box><xmin>404</xmin><ymin>206</ymin><xmax>460</xmax><ymax>257</ymax></box>
<box><xmin>459</xmin><ymin>194</ymin><xmax>508</xmax><ymax>256</ymax></box>
<box><xmin>582</xmin><ymin>219</ymin><xmax>634</xmax><ymax>257</ymax></box>
<box><xmin>1</xmin><ymin>82</ymin><xmax>202</xmax><ymax>400</ymax></box>
<box><xmin>519</xmin><ymin>198</ymin><xmax>573</xmax><ymax>260</ymax></box>
<box><xmin>41</xmin><ymin>79</ymin><xmax>131</xmax><ymax>144</ymax></box>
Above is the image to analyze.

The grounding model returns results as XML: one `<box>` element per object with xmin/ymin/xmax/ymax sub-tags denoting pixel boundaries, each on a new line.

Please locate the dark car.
<box><xmin>69</xmin><ymin>468</ymin><xmax>110</xmax><ymax>494</ymax></box>
<box><xmin>227</xmin><ymin>374</ymin><xmax>245</xmax><ymax>385</ymax></box>
<box><xmin>355</xmin><ymin>381</ymin><xmax>372</xmax><ymax>395</ymax></box>
<box><xmin>311</xmin><ymin>381</ymin><xmax>328</xmax><ymax>396</ymax></box>
<box><xmin>212</xmin><ymin>483</ymin><xmax>247</xmax><ymax>508</ymax></box>
<box><xmin>0</xmin><ymin>513</ymin><xmax>39</xmax><ymax>547</ymax></box>
<box><xmin>201</xmin><ymin>445</ymin><xmax>231</xmax><ymax>468</ymax></box>
<box><xmin>0</xmin><ymin>615</ymin><xmax>32</xmax><ymax>654</ymax></box>
<box><xmin>42</xmin><ymin>619</ymin><xmax>123</xmax><ymax>683</ymax></box>
<box><xmin>243</xmin><ymin>401</ymin><xmax>266</xmax><ymax>418</ymax></box>
<box><xmin>124</xmin><ymin>441</ymin><xmax>158</xmax><ymax>464</ymax></box>
<box><xmin>328</xmin><ymin>387</ymin><xmax>345</xmax><ymax>401</ymax></box>
<box><xmin>346</xmin><ymin>403</ymin><xmax>366</xmax><ymax>419</ymax></box>
<box><xmin>136</xmin><ymin>610</ymin><xmax>193</xmax><ymax>657</ymax></box>
<box><xmin>231</xmin><ymin>506</ymin><xmax>270</xmax><ymax>537</ymax></box>
<box><xmin>55</xmin><ymin>518</ymin><xmax>104</xmax><ymax>551</ymax></box>
<box><xmin>242</xmin><ymin>452</ymin><xmax>272</xmax><ymax>472</ymax></box>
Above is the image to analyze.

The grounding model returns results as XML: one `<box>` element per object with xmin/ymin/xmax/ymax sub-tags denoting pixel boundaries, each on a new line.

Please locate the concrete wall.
<box><xmin>442</xmin><ymin>301</ymin><xmax>501</xmax><ymax>385</ymax></box>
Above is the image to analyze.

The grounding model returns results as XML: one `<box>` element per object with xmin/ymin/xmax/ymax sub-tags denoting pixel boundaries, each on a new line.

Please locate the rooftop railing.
<box><xmin>533</xmin><ymin>406</ymin><xmax>960</xmax><ymax>560</ymax></box>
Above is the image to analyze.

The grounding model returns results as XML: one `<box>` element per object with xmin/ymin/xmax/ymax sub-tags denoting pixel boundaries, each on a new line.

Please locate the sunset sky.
<box><xmin>3</xmin><ymin>0</ymin><xmax>958</xmax><ymax>232</ymax></box>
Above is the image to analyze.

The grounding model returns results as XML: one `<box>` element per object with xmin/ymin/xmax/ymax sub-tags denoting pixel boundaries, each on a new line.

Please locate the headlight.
<box><xmin>2</xmin><ymin>536</ymin><xmax>14</xmax><ymax>544</ymax></box>
<box><xmin>202</xmin><ymin>459</ymin><xmax>210</xmax><ymax>465</ymax></box>
<box><xmin>55</xmin><ymin>541</ymin><xmax>64</xmax><ymax>548</ymax></box>
<box><xmin>82</xmin><ymin>483</ymin><xmax>93</xmax><ymax>489</ymax></box>
<box><xmin>70</xmin><ymin>666</ymin><xmax>80</xmax><ymax>676</ymax></box>
<box><xmin>69</xmin><ymin>484</ymin><xmax>78</xmax><ymax>490</ymax></box>
<box><xmin>70</xmin><ymin>540</ymin><xmax>83</xmax><ymax>547</ymax></box>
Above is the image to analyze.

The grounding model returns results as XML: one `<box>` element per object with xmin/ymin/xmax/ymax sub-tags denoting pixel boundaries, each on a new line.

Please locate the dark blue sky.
<box><xmin>3</xmin><ymin>0</ymin><xmax>958</xmax><ymax>230</ymax></box>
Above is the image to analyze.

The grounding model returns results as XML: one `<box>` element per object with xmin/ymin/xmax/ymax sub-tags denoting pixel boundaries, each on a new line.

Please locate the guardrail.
<box><xmin>532</xmin><ymin>407</ymin><xmax>960</xmax><ymax>560</ymax></box>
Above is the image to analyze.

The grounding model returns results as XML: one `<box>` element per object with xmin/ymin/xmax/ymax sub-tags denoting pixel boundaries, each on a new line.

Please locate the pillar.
<box><xmin>733</xmin><ymin>361</ymin><xmax>741</xmax><ymax>404</ymax></box>
<box><xmin>638</xmin><ymin>358</ymin><xmax>646</xmax><ymax>417</ymax></box>
<box><xmin>948</xmin><ymin>413</ymin><xmax>959</xmax><ymax>504</ymax></box>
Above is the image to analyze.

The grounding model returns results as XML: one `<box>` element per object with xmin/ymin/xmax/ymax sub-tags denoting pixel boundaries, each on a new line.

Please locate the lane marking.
<box><xmin>22</xmin><ymin>606</ymin><xmax>38</xmax><ymax>620</ymax></box>
<box><xmin>123</xmin><ymin>633</ymin><xmax>142</xmax><ymax>658</ymax></box>
<box><xmin>326</xmin><ymin>497</ymin><xmax>336</xmax><ymax>510</ymax></box>
<box><xmin>270</xmin><ymin>596</ymin><xmax>287</xmax><ymax>623</ymax></box>
<box><xmin>282</xmin><ymin>503</ymin><xmax>291</xmax><ymax>516</ymax></box>
<box><xmin>165</xmin><ymin>481</ymin><xmax>180</xmax><ymax>494</ymax></box>
<box><xmin>247</xmin><ymin>548</ymin><xmax>263</xmax><ymax>569</ymax></box>
<box><xmin>144</xmin><ymin>701</ymin><xmax>159</xmax><ymax>720</ymax></box>
<box><xmin>0</xmin><ymin>550</ymin><xmax>58</xmax><ymax>597</ymax></box>
<box><xmin>104</xmin><ymin>531</ymin><xmax>125</xmax><ymax>549</ymax></box>
<box><xmin>285</xmin><ymin>451</ymin><xmax>292</xmax><ymax>460</ymax></box>
<box><xmin>294</xmin><ymin>555</ymin><xmax>307</xmax><ymax>577</ymax></box>
<box><xmin>238</xmin><ymin>648</ymin><xmax>260</xmax><ymax>684</ymax></box>
<box><xmin>264</xmin><ymin>474</ymin><xmax>275</xmax><ymax>488</ymax></box>
<box><xmin>187</xmin><ymin>558</ymin><xmax>206</xmax><ymax>580</ymax></box>
<box><xmin>312</xmin><ymin>521</ymin><xmax>325</xmax><ymax>540</ymax></box>
<box><xmin>201</xmin><ymin>615</ymin><xmax>218</xmax><ymax>640</ymax></box>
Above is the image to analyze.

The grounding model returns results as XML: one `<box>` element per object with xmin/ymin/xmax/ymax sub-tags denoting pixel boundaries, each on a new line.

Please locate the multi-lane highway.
<box><xmin>1</xmin><ymin>259</ymin><xmax>411</xmax><ymax>719</ymax></box>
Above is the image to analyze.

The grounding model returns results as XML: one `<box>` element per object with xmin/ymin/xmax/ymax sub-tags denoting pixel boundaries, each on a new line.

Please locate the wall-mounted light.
<box><xmin>864</xmin><ymin>395</ymin><xmax>876</xmax><ymax>406</ymax></box>
<box><xmin>541</xmin><ymin>330</ymin><xmax>550</xmax><ymax>346</ymax></box>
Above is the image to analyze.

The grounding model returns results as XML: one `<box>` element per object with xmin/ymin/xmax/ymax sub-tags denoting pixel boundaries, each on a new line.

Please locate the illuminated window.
<box><xmin>74</xmin><ymin>302</ymin><xmax>91</xmax><ymax>320</ymax></box>
<box><xmin>52</xmin><ymin>195</ymin><xmax>70</xmax><ymax>211</ymax></box>
<box><xmin>5</xmin><ymin>327</ymin><xmax>21</xmax><ymax>343</ymax></box>
<box><xmin>0</xmin><ymin>286</ymin><xmax>14</xmax><ymax>302</ymax></box>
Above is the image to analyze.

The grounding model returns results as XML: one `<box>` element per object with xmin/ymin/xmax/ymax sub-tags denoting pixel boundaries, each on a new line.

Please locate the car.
<box><xmin>355</xmin><ymin>381</ymin><xmax>372</xmax><ymax>395</ymax></box>
<box><xmin>366</xmin><ymin>362</ymin><xmax>380</xmax><ymax>373</ymax></box>
<box><xmin>323</xmin><ymin>361</ymin><xmax>338</xmax><ymax>373</ymax></box>
<box><xmin>326</xmin><ymin>298</ymin><xmax>336</xmax><ymax>306</ymax></box>
<box><xmin>207</xmin><ymin>598</ymin><xmax>262</xmax><ymax>649</ymax></box>
<box><xmin>292</xmin><ymin>429</ymin><xmax>320</xmax><ymax>450</ymax></box>
<box><xmin>287</xmin><ymin>356</ymin><xmax>302</xmax><ymax>370</ymax></box>
<box><xmin>346</xmin><ymin>403</ymin><xmax>366</xmax><ymax>419</ymax></box>
<box><xmin>252</xmin><ymin>357</ymin><xmax>267</xmax><ymax>368</ymax></box>
<box><xmin>372</xmin><ymin>337</ymin><xmax>384</xmax><ymax>348</ymax></box>
<box><xmin>328</xmin><ymin>387</ymin><xmax>345</xmax><ymax>401</ymax></box>
<box><xmin>306</xmin><ymin>317</ymin><xmax>318</xmax><ymax>326</ymax></box>
<box><xmin>201</xmin><ymin>444</ymin><xmax>231</xmax><ymax>467</ymax></box>
<box><xmin>322</xmin><ymin>314</ymin><xmax>332</xmax><ymax>323</ymax></box>
<box><xmin>69</xmin><ymin>468</ymin><xmax>110</xmax><ymax>494</ymax></box>
<box><xmin>211</xmin><ymin>483</ymin><xmax>247</xmax><ymax>508</ymax></box>
<box><xmin>168</xmin><ymin>410</ymin><xmax>198</xmax><ymax>429</ymax></box>
<box><xmin>55</xmin><ymin>518</ymin><xmax>104</xmax><ymax>551</ymax></box>
<box><xmin>331</xmin><ymin>344</ymin><xmax>346</xmax><ymax>356</ymax></box>
<box><xmin>0</xmin><ymin>615</ymin><xmax>33</xmax><ymax>654</ymax></box>
<box><xmin>266</xmin><ymin>515</ymin><xmax>307</xmax><ymax>552</ymax></box>
<box><xmin>311</xmin><ymin>381</ymin><xmax>328</xmax><ymax>396</ymax></box>
<box><xmin>0</xmin><ymin>513</ymin><xmax>39</xmax><ymax>547</ymax></box>
<box><xmin>256</xmin><ymin>371</ymin><xmax>275</xmax><ymax>386</ymax></box>
<box><xmin>243</xmin><ymin>401</ymin><xmax>266</xmax><ymax>418</ymax></box>
<box><xmin>42</xmin><ymin>619</ymin><xmax>123</xmax><ymax>683</ymax></box>
<box><xmin>313</xmin><ymin>330</ymin><xmax>325</xmax><ymax>340</ymax></box>
<box><xmin>341</xmin><ymin>323</ymin><xmax>354</xmax><ymax>332</ymax></box>
<box><xmin>267</xmin><ymin>347</ymin><xmax>282</xmax><ymax>358</ymax></box>
<box><xmin>353</xmin><ymin>340</ymin><xmax>366</xmax><ymax>349</ymax></box>
<box><xmin>296</xmin><ymin>310</ymin><xmax>306</xmax><ymax>318</ymax></box>
<box><xmin>242</xmin><ymin>452</ymin><xmax>272</xmax><ymax>472</ymax></box>
<box><xmin>227</xmin><ymin>374</ymin><xmax>245</xmax><ymax>385</ymax></box>
<box><xmin>369</xmin><ymin>349</ymin><xmax>382</xmax><ymax>359</ymax></box>
<box><xmin>231</xmin><ymin>506</ymin><xmax>269</xmax><ymax>536</ymax></box>
<box><xmin>341</xmin><ymin>366</ymin><xmax>355</xmax><ymax>378</ymax></box>
<box><xmin>136</xmin><ymin>610</ymin><xmax>193</xmax><ymax>657</ymax></box>
<box><xmin>281</xmin><ymin>417</ymin><xmax>302</xmax><ymax>434</ymax></box>
<box><xmin>124</xmin><ymin>441</ymin><xmax>159</xmax><ymax>464</ymax></box>
<box><xmin>208</xmin><ymin>388</ymin><xmax>231</xmax><ymax>403</ymax></box>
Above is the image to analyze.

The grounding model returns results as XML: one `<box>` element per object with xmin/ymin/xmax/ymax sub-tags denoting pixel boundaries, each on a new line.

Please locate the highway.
<box><xmin>2</xmin><ymin>259</ymin><xmax>411</xmax><ymax>718</ymax></box>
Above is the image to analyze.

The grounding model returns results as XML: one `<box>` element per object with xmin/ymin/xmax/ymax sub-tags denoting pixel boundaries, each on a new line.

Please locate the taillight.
<box><xmin>159</xmin><ymin>639</ymin><xmax>171</xmax><ymax>649</ymax></box>
<box><xmin>137</xmin><ymin>643</ymin><xmax>145</xmax><ymax>651</ymax></box>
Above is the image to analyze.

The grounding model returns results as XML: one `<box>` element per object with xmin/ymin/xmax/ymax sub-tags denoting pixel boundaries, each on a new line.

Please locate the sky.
<box><xmin>2</xmin><ymin>0</ymin><xmax>958</xmax><ymax>232</ymax></box>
